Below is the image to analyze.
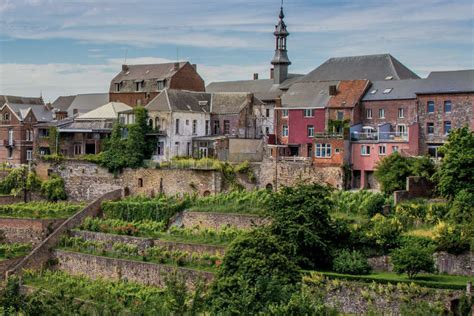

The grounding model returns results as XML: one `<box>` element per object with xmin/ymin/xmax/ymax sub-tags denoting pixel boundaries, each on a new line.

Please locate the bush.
<box><xmin>433</xmin><ymin>222</ymin><xmax>470</xmax><ymax>255</ymax></box>
<box><xmin>367</xmin><ymin>214</ymin><xmax>403</xmax><ymax>251</ymax></box>
<box><xmin>391</xmin><ymin>243</ymin><xmax>435</xmax><ymax>279</ymax></box>
<box><xmin>360</xmin><ymin>192</ymin><xmax>386</xmax><ymax>217</ymax></box>
<box><xmin>332</xmin><ymin>249</ymin><xmax>371</xmax><ymax>275</ymax></box>
<box><xmin>0</xmin><ymin>202</ymin><xmax>82</xmax><ymax>219</ymax></box>
<box><xmin>394</xmin><ymin>199</ymin><xmax>428</xmax><ymax>227</ymax></box>
<box><xmin>448</xmin><ymin>189</ymin><xmax>473</xmax><ymax>225</ymax></box>
<box><xmin>332</xmin><ymin>190</ymin><xmax>385</xmax><ymax>216</ymax></box>
<box><xmin>41</xmin><ymin>175</ymin><xmax>67</xmax><ymax>201</ymax></box>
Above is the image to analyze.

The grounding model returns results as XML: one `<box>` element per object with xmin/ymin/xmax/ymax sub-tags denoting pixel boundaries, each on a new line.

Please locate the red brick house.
<box><xmin>109</xmin><ymin>62</ymin><xmax>205</xmax><ymax>107</ymax></box>
<box><xmin>0</xmin><ymin>95</ymin><xmax>52</xmax><ymax>165</ymax></box>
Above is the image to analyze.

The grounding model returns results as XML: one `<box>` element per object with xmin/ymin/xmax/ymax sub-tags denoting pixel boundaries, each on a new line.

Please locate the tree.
<box><xmin>391</xmin><ymin>243</ymin><xmax>435</xmax><ymax>279</ymax></box>
<box><xmin>209</xmin><ymin>229</ymin><xmax>300</xmax><ymax>314</ymax></box>
<box><xmin>433</xmin><ymin>127</ymin><xmax>474</xmax><ymax>198</ymax></box>
<box><xmin>266</xmin><ymin>183</ymin><xmax>337</xmax><ymax>269</ymax></box>
<box><xmin>0</xmin><ymin>166</ymin><xmax>41</xmax><ymax>202</ymax></box>
<box><xmin>375</xmin><ymin>153</ymin><xmax>413</xmax><ymax>194</ymax></box>
<box><xmin>40</xmin><ymin>175</ymin><xmax>67</xmax><ymax>201</ymax></box>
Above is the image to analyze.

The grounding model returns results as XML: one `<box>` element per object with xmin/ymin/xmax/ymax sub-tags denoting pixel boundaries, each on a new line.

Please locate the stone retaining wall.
<box><xmin>175</xmin><ymin>211</ymin><xmax>268</xmax><ymax>230</ymax></box>
<box><xmin>369</xmin><ymin>252</ymin><xmax>473</xmax><ymax>276</ymax></box>
<box><xmin>6</xmin><ymin>189</ymin><xmax>123</xmax><ymax>277</ymax></box>
<box><xmin>0</xmin><ymin>218</ymin><xmax>64</xmax><ymax>245</ymax></box>
<box><xmin>71</xmin><ymin>230</ymin><xmax>226</xmax><ymax>256</ymax></box>
<box><xmin>53</xmin><ymin>250</ymin><xmax>214</xmax><ymax>289</ymax></box>
<box><xmin>0</xmin><ymin>257</ymin><xmax>23</xmax><ymax>280</ymax></box>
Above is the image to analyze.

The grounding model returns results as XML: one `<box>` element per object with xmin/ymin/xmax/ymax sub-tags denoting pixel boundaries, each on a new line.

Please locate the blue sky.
<box><xmin>0</xmin><ymin>0</ymin><xmax>473</xmax><ymax>102</ymax></box>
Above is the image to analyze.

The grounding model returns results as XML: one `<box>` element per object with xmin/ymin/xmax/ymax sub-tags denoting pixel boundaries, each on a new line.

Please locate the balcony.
<box><xmin>147</xmin><ymin>129</ymin><xmax>167</xmax><ymax>136</ymax></box>
<box><xmin>3</xmin><ymin>139</ymin><xmax>14</xmax><ymax>147</ymax></box>
<box><xmin>351</xmin><ymin>131</ymin><xmax>408</xmax><ymax>142</ymax></box>
<box><xmin>313</xmin><ymin>132</ymin><xmax>345</xmax><ymax>139</ymax></box>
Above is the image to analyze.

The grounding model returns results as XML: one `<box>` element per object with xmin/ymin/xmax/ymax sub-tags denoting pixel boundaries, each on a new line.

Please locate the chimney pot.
<box><xmin>122</xmin><ymin>64</ymin><xmax>129</xmax><ymax>72</ymax></box>
<box><xmin>270</xmin><ymin>68</ymin><xmax>274</xmax><ymax>80</ymax></box>
<box><xmin>253</xmin><ymin>73</ymin><xmax>259</xmax><ymax>80</ymax></box>
<box><xmin>174</xmin><ymin>62</ymin><xmax>180</xmax><ymax>71</ymax></box>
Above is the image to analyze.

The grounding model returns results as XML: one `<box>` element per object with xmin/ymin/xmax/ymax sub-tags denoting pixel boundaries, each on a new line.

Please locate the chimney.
<box><xmin>329</xmin><ymin>85</ymin><xmax>338</xmax><ymax>96</ymax></box>
<box><xmin>270</xmin><ymin>68</ymin><xmax>274</xmax><ymax>80</ymax></box>
<box><xmin>122</xmin><ymin>64</ymin><xmax>129</xmax><ymax>72</ymax></box>
<box><xmin>253</xmin><ymin>73</ymin><xmax>259</xmax><ymax>80</ymax></box>
<box><xmin>173</xmin><ymin>62</ymin><xmax>180</xmax><ymax>71</ymax></box>
<box><xmin>192</xmin><ymin>64</ymin><xmax>197</xmax><ymax>71</ymax></box>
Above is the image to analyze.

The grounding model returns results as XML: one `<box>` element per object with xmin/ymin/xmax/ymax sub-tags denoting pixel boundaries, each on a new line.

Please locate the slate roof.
<box><xmin>301</xmin><ymin>54</ymin><xmax>420</xmax><ymax>82</ymax></box>
<box><xmin>51</xmin><ymin>95</ymin><xmax>76</xmax><ymax>111</ymax></box>
<box><xmin>0</xmin><ymin>95</ymin><xmax>53</xmax><ymax>122</ymax></box>
<box><xmin>77</xmin><ymin>102</ymin><xmax>132</xmax><ymax>120</ymax></box>
<box><xmin>281</xmin><ymin>81</ymin><xmax>339</xmax><ymax>108</ymax></box>
<box><xmin>67</xmin><ymin>93</ymin><xmax>109</xmax><ymax>116</ymax></box>
<box><xmin>110</xmin><ymin>62</ymin><xmax>187</xmax><ymax>86</ymax></box>
<box><xmin>328</xmin><ymin>80</ymin><xmax>370</xmax><ymax>108</ymax></box>
<box><xmin>211</xmin><ymin>93</ymin><xmax>253</xmax><ymax>114</ymax></box>
<box><xmin>206</xmin><ymin>74</ymin><xmax>303</xmax><ymax>101</ymax></box>
<box><xmin>362</xmin><ymin>79</ymin><xmax>425</xmax><ymax>101</ymax></box>
<box><xmin>58</xmin><ymin>120</ymin><xmax>114</xmax><ymax>133</ymax></box>
<box><xmin>146</xmin><ymin>89</ymin><xmax>211</xmax><ymax>113</ymax></box>
<box><xmin>416</xmin><ymin>70</ymin><xmax>474</xmax><ymax>94</ymax></box>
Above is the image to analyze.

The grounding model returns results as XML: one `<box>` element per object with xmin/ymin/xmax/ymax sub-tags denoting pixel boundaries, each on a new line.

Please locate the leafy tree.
<box><xmin>0</xmin><ymin>166</ymin><xmax>42</xmax><ymax>202</ymax></box>
<box><xmin>367</xmin><ymin>214</ymin><xmax>403</xmax><ymax>251</ymax></box>
<box><xmin>101</xmin><ymin>123</ymin><xmax>128</xmax><ymax>173</ymax></box>
<box><xmin>433</xmin><ymin>127</ymin><xmax>474</xmax><ymax>198</ymax></box>
<box><xmin>391</xmin><ymin>243</ymin><xmax>435</xmax><ymax>279</ymax></box>
<box><xmin>266</xmin><ymin>183</ymin><xmax>337</xmax><ymax>269</ymax></box>
<box><xmin>40</xmin><ymin>175</ymin><xmax>67</xmax><ymax>201</ymax></box>
<box><xmin>433</xmin><ymin>221</ymin><xmax>470</xmax><ymax>255</ymax></box>
<box><xmin>360</xmin><ymin>192</ymin><xmax>386</xmax><ymax>217</ymax></box>
<box><xmin>375</xmin><ymin>153</ymin><xmax>413</xmax><ymax>194</ymax></box>
<box><xmin>209</xmin><ymin>229</ymin><xmax>300</xmax><ymax>314</ymax></box>
<box><xmin>448</xmin><ymin>189</ymin><xmax>474</xmax><ymax>225</ymax></box>
<box><xmin>332</xmin><ymin>249</ymin><xmax>371</xmax><ymax>275</ymax></box>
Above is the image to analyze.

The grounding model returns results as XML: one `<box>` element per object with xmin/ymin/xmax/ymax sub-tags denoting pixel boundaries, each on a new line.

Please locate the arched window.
<box><xmin>148</xmin><ymin>118</ymin><xmax>153</xmax><ymax>127</ymax></box>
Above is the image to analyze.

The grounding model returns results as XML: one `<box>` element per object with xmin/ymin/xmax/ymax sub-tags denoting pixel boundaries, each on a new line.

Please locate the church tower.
<box><xmin>271</xmin><ymin>5</ymin><xmax>291</xmax><ymax>85</ymax></box>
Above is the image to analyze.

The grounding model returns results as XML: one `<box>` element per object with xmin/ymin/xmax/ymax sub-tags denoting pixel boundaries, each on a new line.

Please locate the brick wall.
<box><xmin>169</xmin><ymin>63</ymin><xmax>205</xmax><ymax>92</ymax></box>
<box><xmin>53</xmin><ymin>250</ymin><xmax>214</xmax><ymax>289</ymax></box>
<box><xmin>393</xmin><ymin>176</ymin><xmax>435</xmax><ymax>204</ymax></box>
<box><xmin>360</xmin><ymin>99</ymin><xmax>417</xmax><ymax>127</ymax></box>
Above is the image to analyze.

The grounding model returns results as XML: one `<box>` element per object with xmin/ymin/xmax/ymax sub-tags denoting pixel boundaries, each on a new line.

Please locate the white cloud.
<box><xmin>0</xmin><ymin>57</ymin><xmax>270</xmax><ymax>102</ymax></box>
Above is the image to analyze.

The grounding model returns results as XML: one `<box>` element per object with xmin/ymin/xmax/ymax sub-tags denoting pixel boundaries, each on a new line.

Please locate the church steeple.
<box><xmin>271</xmin><ymin>4</ymin><xmax>291</xmax><ymax>85</ymax></box>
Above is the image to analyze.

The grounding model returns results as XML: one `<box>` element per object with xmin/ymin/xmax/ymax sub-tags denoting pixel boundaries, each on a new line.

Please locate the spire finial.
<box><xmin>279</xmin><ymin>1</ymin><xmax>284</xmax><ymax>19</ymax></box>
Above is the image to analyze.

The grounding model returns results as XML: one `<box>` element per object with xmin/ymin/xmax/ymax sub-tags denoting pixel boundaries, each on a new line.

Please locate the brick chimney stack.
<box><xmin>253</xmin><ymin>73</ymin><xmax>259</xmax><ymax>80</ymax></box>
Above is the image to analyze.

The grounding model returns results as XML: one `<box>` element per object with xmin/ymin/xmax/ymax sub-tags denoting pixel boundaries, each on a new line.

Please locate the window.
<box><xmin>7</xmin><ymin>128</ymin><xmax>13</xmax><ymax>145</ymax></box>
<box><xmin>157</xmin><ymin>142</ymin><xmax>164</xmax><ymax>156</ymax></box>
<box><xmin>315</xmin><ymin>143</ymin><xmax>331</xmax><ymax>158</ymax></box>
<box><xmin>443</xmin><ymin>121</ymin><xmax>451</xmax><ymax>134</ymax></box>
<box><xmin>303</xmin><ymin>109</ymin><xmax>314</xmax><ymax>117</ymax></box>
<box><xmin>361</xmin><ymin>145</ymin><xmax>371</xmax><ymax>156</ymax></box>
<box><xmin>186</xmin><ymin>119</ymin><xmax>189</xmax><ymax>126</ymax></box>
<box><xmin>378</xmin><ymin>145</ymin><xmax>386</xmax><ymax>155</ymax></box>
<box><xmin>213</xmin><ymin>121</ymin><xmax>220</xmax><ymax>134</ymax></box>
<box><xmin>121</xmin><ymin>128</ymin><xmax>129</xmax><ymax>139</ymax></box>
<box><xmin>392</xmin><ymin>146</ymin><xmax>399</xmax><ymax>153</ymax></box>
<box><xmin>427</xmin><ymin>101</ymin><xmax>435</xmax><ymax>113</ymax></box>
<box><xmin>26</xmin><ymin>150</ymin><xmax>32</xmax><ymax>161</ymax></box>
<box><xmin>135</xmin><ymin>82</ymin><xmax>141</xmax><ymax>92</ymax></box>
<box><xmin>398</xmin><ymin>108</ymin><xmax>405</xmax><ymax>118</ymax></box>
<box><xmin>337</xmin><ymin>111</ymin><xmax>344</xmax><ymax>120</ymax></box>
<box><xmin>427</xmin><ymin>122</ymin><xmax>434</xmax><ymax>135</ymax></box>
<box><xmin>4</xmin><ymin>113</ymin><xmax>9</xmax><ymax>121</ymax></box>
<box><xmin>282</xmin><ymin>125</ymin><xmax>288</xmax><ymax>137</ymax></box>
<box><xmin>366</xmin><ymin>109</ymin><xmax>372</xmax><ymax>119</ymax></box>
<box><xmin>224</xmin><ymin>120</ymin><xmax>230</xmax><ymax>134</ymax></box>
<box><xmin>266</xmin><ymin>108</ymin><xmax>270</xmax><ymax>117</ymax></box>
<box><xmin>397</xmin><ymin>124</ymin><xmax>407</xmax><ymax>136</ymax></box>
<box><xmin>205</xmin><ymin>120</ymin><xmax>210</xmax><ymax>135</ymax></box>
<box><xmin>383</xmin><ymin>88</ymin><xmax>392</xmax><ymax>94</ymax></box>
<box><xmin>138</xmin><ymin>178</ymin><xmax>143</xmax><ymax>188</ymax></box>
<box><xmin>157</xmin><ymin>80</ymin><xmax>165</xmax><ymax>90</ymax></box>
<box><xmin>370</xmin><ymin>89</ymin><xmax>377</xmax><ymax>94</ymax></box>
<box><xmin>265</xmin><ymin>127</ymin><xmax>270</xmax><ymax>134</ymax></box>
<box><xmin>444</xmin><ymin>101</ymin><xmax>452</xmax><ymax>113</ymax></box>
<box><xmin>175</xmin><ymin>119</ymin><xmax>180</xmax><ymax>134</ymax></box>
<box><xmin>282</xmin><ymin>109</ymin><xmax>288</xmax><ymax>118</ymax></box>
<box><xmin>428</xmin><ymin>145</ymin><xmax>443</xmax><ymax>158</ymax></box>
<box><xmin>7</xmin><ymin>147</ymin><xmax>12</xmax><ymax>159</ymax></box>
<box><xmin>307</xmin><ymin>125</ymin><xmax>314</xmax><ymax>137</ymax></box>
<box><xmin>187</xmin><ymin>142</ymin><xmax>191</xmax><ymax>156</ymax></box>
<box><xmin>174</xmin><ymin>142</ymin><xmax>180</xmax><ymax>155</ymax></box>
<box><xmin>192</xmin><ymin>120</ymin><xmax>197</xmax><ymax>135</ymax></box>
<box><xmin>379</xmin><ymin>108</ymin><xmax>385</xmax><ymax>118</ymax></box>
<box><xmin>74</xmin><ymin>144</ymin><xmax>82</xmax><ymax>156</ymax></box>
<box><xmin>115</xmin><ymin>83</ymin><xmax>121</xmax><ymax>92</ymax></box>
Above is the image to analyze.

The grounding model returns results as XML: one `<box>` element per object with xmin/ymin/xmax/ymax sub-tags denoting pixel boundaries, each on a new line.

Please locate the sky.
<box><xmin>0</xmin><ymin>0</ymin><xmax>473</xmax><ymax>102</ymax></box>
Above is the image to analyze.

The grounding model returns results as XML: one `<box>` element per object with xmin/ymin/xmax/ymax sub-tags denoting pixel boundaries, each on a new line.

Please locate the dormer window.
<box><xmin>3</xmin><ymin>113</ymin><xmax>9</xmax><ymax>121</ymax></box>
<box><xmin>157</xmin><ymin>80</ymin><xmax>166</xmax><ymax>91</ymax></box>
<box><xmin>115</xmin><ymin>82</ymin><xmax>121</xmax><ymax>92</ymax></box>
<box><xmin>135</xmin><ymin>80</ymin><xmax>144</xmax><ymax>92</ymax></box>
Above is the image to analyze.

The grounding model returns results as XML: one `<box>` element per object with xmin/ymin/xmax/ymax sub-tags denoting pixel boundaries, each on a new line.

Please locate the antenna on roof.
<box><xmin>123</xmin><ymin>48</ymin><xmax>128</xmax><ymax>64</ymax></box>
<box><xmin>176</xmin><ymin>47</ymin><xmax>179</xmax><ymax>62</ymax></box>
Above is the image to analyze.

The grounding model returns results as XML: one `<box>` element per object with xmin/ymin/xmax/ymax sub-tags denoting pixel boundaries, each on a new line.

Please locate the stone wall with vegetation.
<box><xmin>53</xmin><ymin>250</ymin><xmax>214</xmax><ymax>289</ymax></box>
<box><xmin>0</xmin><ymin>218</ymin><xmax>64</xmax><ymax>245</ymax></box>
<box><xmin>174</xmin><ymin>211</ymin><xmax>268</xmax><ymax>230</ymax></box>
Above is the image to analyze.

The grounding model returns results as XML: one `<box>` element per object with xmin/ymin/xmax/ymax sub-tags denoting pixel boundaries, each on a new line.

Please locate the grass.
<box><xmin>309</xmin><ymin>270</ymin><xmax>471</xmax><ymax>290</ymax></box>
<box><xmin>0</xmin><ymin>243</ymin><xmax>31</xmax><ymax>260</ymax></box>
<box><xmin>0</xmin><ymin>201</ymin><xmax>83</xmax><ymax>219</ymax></box>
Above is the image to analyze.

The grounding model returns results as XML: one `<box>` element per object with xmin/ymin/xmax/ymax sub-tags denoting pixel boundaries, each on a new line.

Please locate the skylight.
<box><xmin>370</xmin><ymin>89</ymin><xmax>377</xmax><ymax>94</ymax></box>
<box><xmin>385</xmin><ymin>76</ymin><xmax>394</xmax><ymax>80</ymax></box>
<box><xmin>383</xmin><ymin>88</ymin><xmax>393</xmax><ymax>94</ymax></box>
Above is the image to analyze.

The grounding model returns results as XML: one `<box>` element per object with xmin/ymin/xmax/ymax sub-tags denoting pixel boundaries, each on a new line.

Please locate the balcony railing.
<box><xmin>351</xmin><ymin>131</ymin><xmax>408</xmax><ymax>142</ymax></box>
<box><xmin>147</xmin><ymin>129</ymin><xmax>167</xmax><ymax>136</ymax></box>
<box><xmin>313</xmin><ymin>132</ymin><xmax>345</xmax><ymax>139</ymax></box>
<box><xmin>3</xmin><ymin>139</ymin><xmax>15</xmax><ymax>147</ymax></box>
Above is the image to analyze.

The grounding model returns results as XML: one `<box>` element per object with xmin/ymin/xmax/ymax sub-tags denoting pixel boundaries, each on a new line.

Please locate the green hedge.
<box><xmin>0</xmin><ymin>202</ymin><xmax>83</xmax><ymax>219</ymax></box>
<box><xmin>101</xmin><ymin>195</ymin><xmax>191</xmax><ymax>223</ymax></box>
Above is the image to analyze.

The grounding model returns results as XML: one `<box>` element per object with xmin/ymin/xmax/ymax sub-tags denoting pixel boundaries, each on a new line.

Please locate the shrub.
<box><xmin>433</xmin><ymin>222</ymin><xmax>470</xmax><ymax>255</ymax></box>
<box><xmin>0</xmin><ymin>201</ymin><xmax>82</xmax><ymax>219</ymax></box>
<box><xmin>40</xmin><ymin>175</ymin><xmax>67</xmax><ymax>201</ymax></box>
<box><xmin>367</xmin><ymin>214</ymin><xmax>403</xmax><ymax>251</ymax></box>
<box><xmin>448</xmin><ymin>189</ymin><xmax>474</xmax><ymax>225</ymax></box>
<box><xmin>360</xmin><ymin>192</ymin><xmax>386</xmax><ymax>217</ymax></box>
<box><xmin>391</xmin><ymin>243</ymin><xmax>435</xmax><ymax>279</ymax></box>
<box><xmin>332</xmin><ymin>249</ymin><xmax>371</xmax><ymax>275</ymax></box>
<box><xmin>394</xmin><ymin>199</ymin><xmax>428</xmax><ymax>227</ymax></box>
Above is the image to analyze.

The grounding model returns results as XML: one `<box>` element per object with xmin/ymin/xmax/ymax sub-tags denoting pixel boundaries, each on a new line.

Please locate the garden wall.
<box><xmin>0</xmin><ymin>257</ymin><xmax>23</xmax><ymax>280</ymax></box>
<box><xmin>173</xmin><ymin>211</ymin><xmax>268</xmax><ymax>230</ymax></box>
<box><xmin>71</xmin><ymin>230</ymin><xmax>226</xmax><ymax>256</ymax></box>
<box><xmin>368</xmin><ymin>252</ymin><xmax>473</xmax><ymax>276</ymax></box>
<box><xmin>6</xmin><ymin>189</ymin><xmax>122</xmax><ymax>277</ymax></box>
<box><xmin>394</xmin><ymin>176</ymin><xmax>435</xmax><ymax>204</ymax></box>
<box><xmin>322</xmin><ymin>279</ymin><xmax>464</xmax><ymax>314</ymax></box>
<box><xmin>0</xmin><ymin>195</ymin><xmax>23</xmax><ymax>205</ymax></box>
<box><xmin>53</xmin><ymin>250</ymin><xmax>214</xmax><ymax>289</ymax></box>
<box><xmin>0</xmin><ymin>218</ymin><xmax>64</xmax><ymax>245</ymax></box>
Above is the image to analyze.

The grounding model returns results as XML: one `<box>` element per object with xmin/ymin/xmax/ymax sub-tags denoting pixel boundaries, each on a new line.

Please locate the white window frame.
<box><xmin>361</xmin><ymin>145</ymin><xmax>371</xmax><ymax>156</ymax></box>
<box><xmin>192</xmin><ymin>120</ymin><xmax>197</xmax><ymax>135</ymax></box>
<box><xmin>398</xmin><ymin>108</ymin><xmax>405</xmax><ymax>118</ymax></box>
<box><xmin>378</xmin><ymin>145</ymin><xmax>386</xmax><ymax>156</ymax></box>
<box><xmin>303</xmin><ymin>109</ymin><xmax>314</xmax><ymax>117</ymax></box>
<box><xmin>397</xmin><ymin>124</ymin><xmax>407</xmax><ymax>136</ymax></box>
<box><xmin>26</xmin><ymin>150</ymin><xmax>33</xmax><ymax>161</ymax></box>
<box><xmin>307</xmin><ymin>125</ymin><xmax>315</xmax><ymax>137</ymax></box>
<box><xmin>443</xmin><ymin>121</ymin><xmax>451</xmax><ymax>135</ymax></box>
<box><xmin>379</xmin><ymin>108</ymin><xmax>385</xmax><ymax>119</ymax></box>
<box><xmin>444</xmin><ymin>101</ymin><xmax>452</xmax><ymax>113</ymax></box>
<box><xmin>282</xmin><ymin>109</ymin><xmax>289</xmax><ymax>118</ymax></box>
<box><xmin>427</xmin><ymin>123</ymin><xmax>434</xmax><ymax>135</ymax></box>
<box><xmin>366</xmin><ymin>109</ymin><xmax>372</xmax><ymax>119</ymax></box>
<box><xmin>315</xmin><ymin>143</ymin><xmax>332</xmax><ymax>158</ymax></box>
<box><xmin>282</xmin><ymin>125</ymin><xmax>288</xmax><ymax>137</ymax></box>
<box><xmin>392</xmin><ymin>146</ymin><xmax>399</xmax><ymax>153</ymax></box>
